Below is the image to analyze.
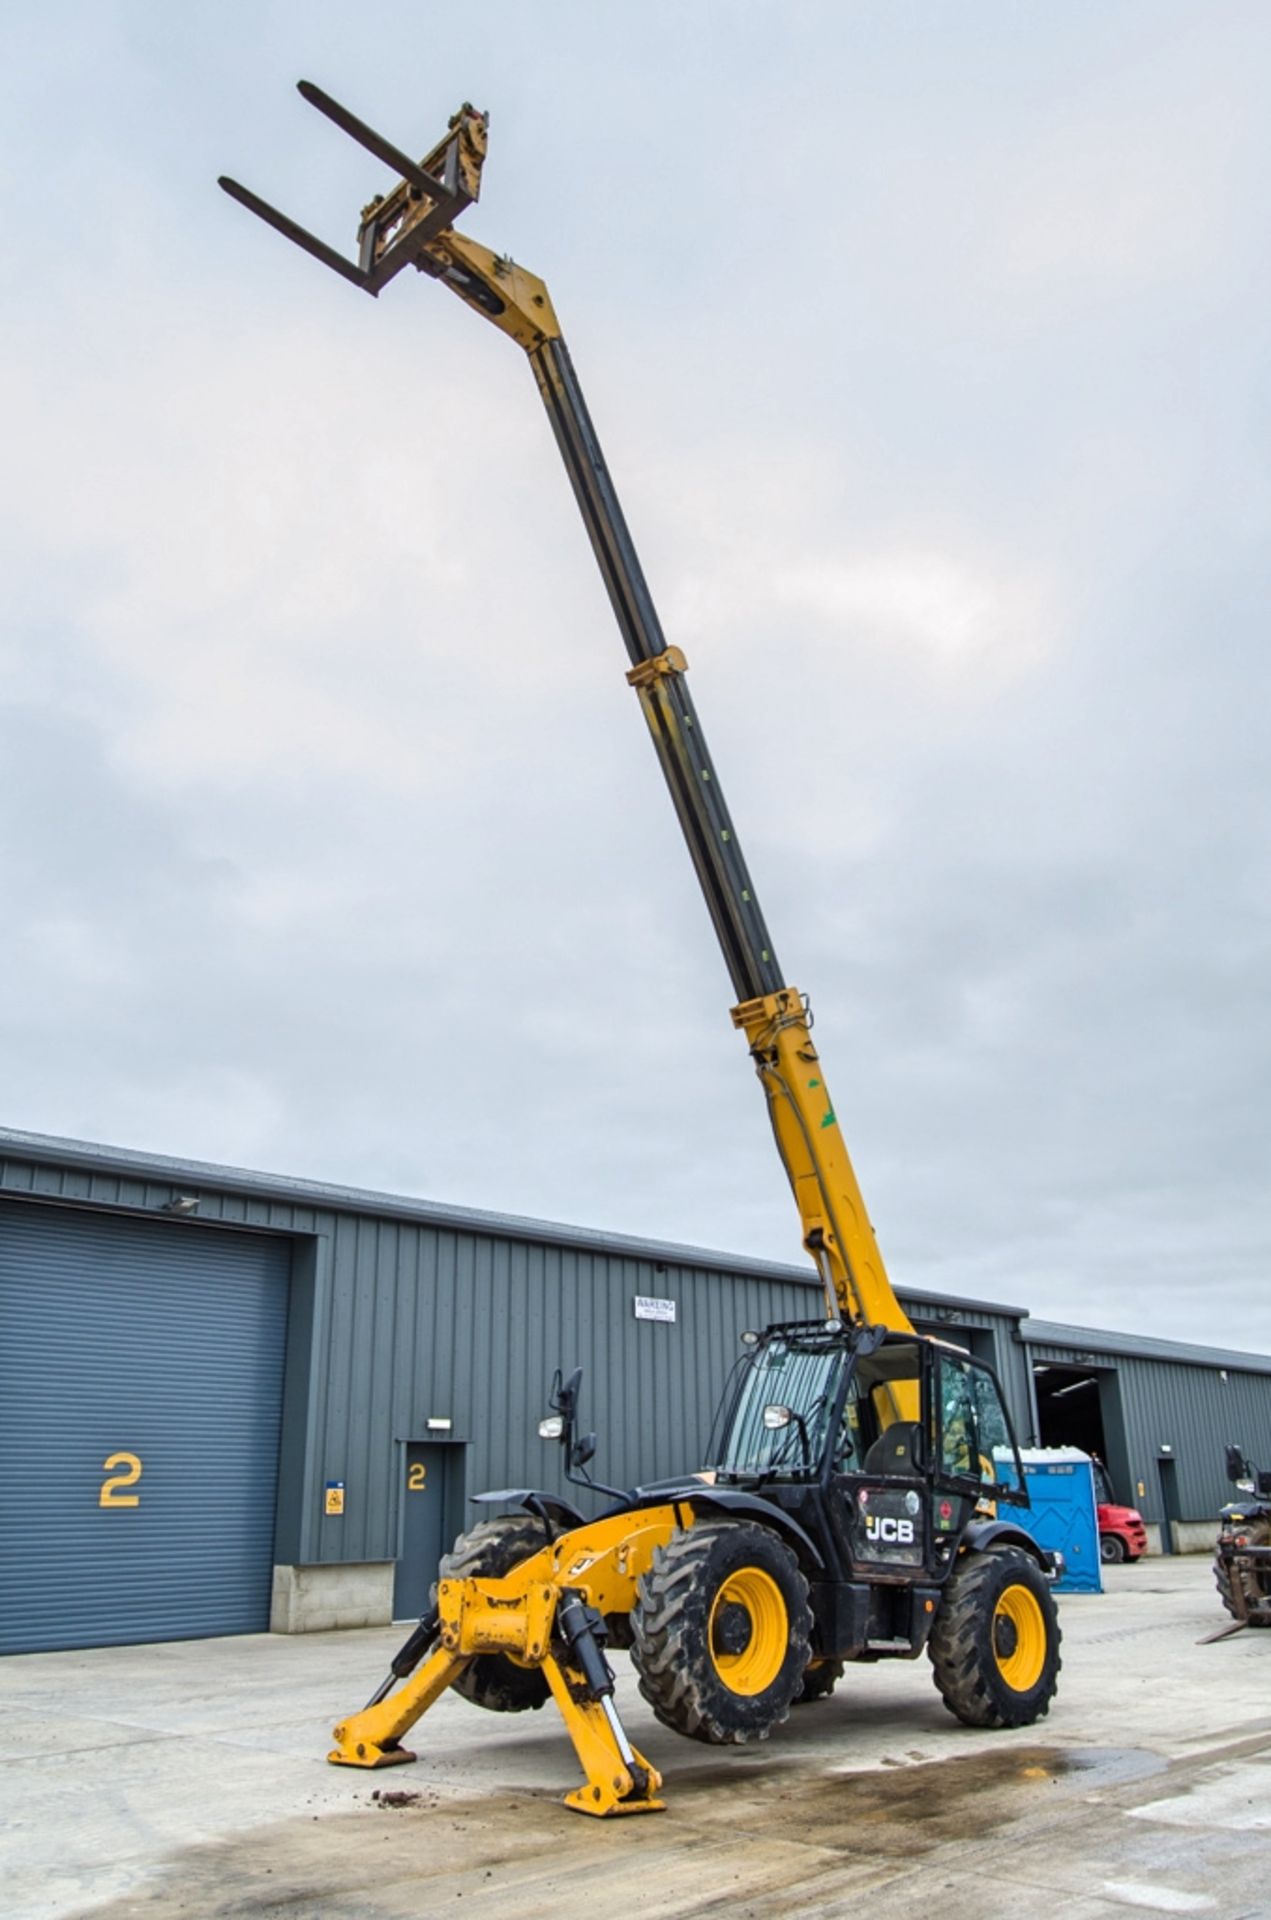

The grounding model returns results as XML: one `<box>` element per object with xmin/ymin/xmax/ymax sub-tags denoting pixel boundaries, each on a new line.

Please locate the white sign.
<box><xmin>634</xmin><ymin>1294</ymin><xmax>676</xmax><ymax>1323</ymax></box>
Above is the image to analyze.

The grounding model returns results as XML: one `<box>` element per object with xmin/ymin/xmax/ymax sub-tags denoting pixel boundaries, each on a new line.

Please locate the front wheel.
<box><xmin>1099</xmin><ymin>1533</ymin><xmax>1126</xmax><ymax>1565</ymax></box>
<box><xmin>631</xmin><ymin>1520</ymin><xmax>812</xmax><ymax>1744</ymax></box>
<box><xmin>928</xmin><ymin>1546</ymin><xmax>1062</xmax><ymax>1728</ymax></box>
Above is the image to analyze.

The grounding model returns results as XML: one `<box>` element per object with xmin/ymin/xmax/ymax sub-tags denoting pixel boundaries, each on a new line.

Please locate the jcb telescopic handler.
<box><xmin>221</xmin><ymin>88</ymin><xmax>1062</xmax><ymax>1818</ymax></box>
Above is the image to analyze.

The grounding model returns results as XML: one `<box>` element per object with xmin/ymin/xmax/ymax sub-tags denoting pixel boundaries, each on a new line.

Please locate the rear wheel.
<box><xmin>435</xmin><ymin>1515</ymin><xmax>552</xmax><ymax>1713</ymax></box>
<box><xmin>928</xmin><ymin>1546</ymin><xmax>1061</xmax><ymax>1728</ymax></box>
<box><xmin>631</xmin><ymin>1520</ymin><xmax>812</xmax><ymax>1744</ymax></box>
<box><xmin>1099</xmin><ymin>1533</ymin><xmax>1126</xmax><ymax>1565</ymax></box>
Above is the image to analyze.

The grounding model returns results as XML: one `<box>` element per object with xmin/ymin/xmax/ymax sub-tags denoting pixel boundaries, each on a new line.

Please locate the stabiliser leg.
<box><xmin>329</xmin><ymin>1639</ymin><xmax>472</xmax><ymax>1768</ymax></box>
<box><xmin>327</xmin><ymin>1577</ymin><xmax>663</xmax><ymax>1814</ymax></box>
<box><xmin>550</xmin><ymin>1590</ymin><xmax>663</xmax><ymax>1816</ymax></box>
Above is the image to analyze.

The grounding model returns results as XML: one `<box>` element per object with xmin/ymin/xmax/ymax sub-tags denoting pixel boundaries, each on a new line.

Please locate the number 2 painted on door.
<box><xmin>100</xmin><ymin>1452</ymin><xmax>142</xmax><ymax>1508</ymax></box>
<box><xmin>408</xmin><ymin>1462</ymin><xmax>427</xmax><ymax>1491</ymax></box>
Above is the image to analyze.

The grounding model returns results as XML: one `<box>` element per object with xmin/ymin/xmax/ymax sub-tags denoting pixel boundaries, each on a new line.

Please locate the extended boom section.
<box><xmin>221</xmin><ymin>84</ymin><xmax>906</xmax><ymax>1331</ymax></box>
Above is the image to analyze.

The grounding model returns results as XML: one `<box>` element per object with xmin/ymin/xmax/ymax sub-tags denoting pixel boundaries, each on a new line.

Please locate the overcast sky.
<box><xmin>2</xmin><ymin>2</ymin><xmax>1268</xmax><ymax>1349</ymax></box>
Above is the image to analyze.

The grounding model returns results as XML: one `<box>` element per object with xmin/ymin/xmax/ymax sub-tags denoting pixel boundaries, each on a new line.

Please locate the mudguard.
<box><xmin>624</xmin><ymin>1479</ymin><xmax>825</xmax><ymax>1571</ymax></box>
<box><xmin>470</xmin><ymin>1487</ymin><xmax>589</xmax><ymax>1530</ymax></box>
<box><xmin>963</xmin><ymin>1518</ymin><xmax>1055</xmax><ymax>1574</ymax></box>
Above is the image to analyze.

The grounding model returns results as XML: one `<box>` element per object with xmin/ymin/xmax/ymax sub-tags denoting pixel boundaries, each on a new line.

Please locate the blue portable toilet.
<box><xmin>1013</xmin><ymin>1447</ymin><xmax>1103</xmax><ymax>1593</ymax></box>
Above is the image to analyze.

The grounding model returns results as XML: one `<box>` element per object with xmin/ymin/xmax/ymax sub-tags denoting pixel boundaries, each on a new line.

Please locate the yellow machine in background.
<box><xmin>222</xmin><ymin>89</ymin><xmax>1062</xmax><ymax>1818</ymax></box>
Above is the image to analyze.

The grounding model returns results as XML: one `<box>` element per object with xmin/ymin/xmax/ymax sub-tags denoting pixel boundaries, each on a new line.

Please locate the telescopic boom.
<box><xmin>220</xmin><ymin>89</ymin><xmax>912</xmax><ymax>1336</ymax></box>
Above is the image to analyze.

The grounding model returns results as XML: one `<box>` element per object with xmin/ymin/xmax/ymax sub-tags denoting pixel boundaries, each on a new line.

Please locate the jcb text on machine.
<box><xmin>221</xmin><ymin>87</ymin><xmax>1063</xmax><ymax>1818</ymax></box>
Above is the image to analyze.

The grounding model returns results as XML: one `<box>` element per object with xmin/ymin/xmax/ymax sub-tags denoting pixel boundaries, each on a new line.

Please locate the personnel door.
<box><xmin>1157</xmin><ymin>1455</ymin><xmax>1182</xmax><ymax>1554</ymax></box>
<box><xmin>393</xmin><ymin>1443</ymin><xmax>447</xmax><ymax>1620</ymax></box>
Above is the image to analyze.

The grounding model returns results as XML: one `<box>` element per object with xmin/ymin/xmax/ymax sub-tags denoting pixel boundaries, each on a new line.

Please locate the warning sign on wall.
<box><xmin>634</xmin><ymin>1295</ymin><xmax>676</xmax><ymax>1323</ymax></box>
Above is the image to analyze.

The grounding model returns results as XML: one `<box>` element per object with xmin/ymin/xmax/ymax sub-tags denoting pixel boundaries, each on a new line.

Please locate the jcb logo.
<box><xmin>865</xmin><ymin>1515</ymin><xmax>915</xmax><ymax>1545</ymax></box>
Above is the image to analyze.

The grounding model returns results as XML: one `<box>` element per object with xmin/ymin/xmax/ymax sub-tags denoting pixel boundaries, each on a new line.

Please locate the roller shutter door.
<box><xmin>0</xmin><ymin>1202</ymin><xmax>289</xmax><ymax>1652</ymax></box>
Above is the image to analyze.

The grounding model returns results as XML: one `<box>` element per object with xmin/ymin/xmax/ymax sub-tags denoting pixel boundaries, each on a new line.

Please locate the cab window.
<box><xmin>936</xmin><ymin>1352</ymin><xmax>978</xmax><ymax>1479</ymax></box>
<box><xmin>835</xmin><ymin>1342</ymin><xmax>923</xmax><ymax>1473</ymax></box>
<box><xmin>933</xmin><ymin>1351</ymin><xmax>1023</xmax><ymax>1497</ymax></box>
<box><xmin>970</xmin><ymin>1363</ymin><xmax>1022</xmax><ymax>1494</ymax></box>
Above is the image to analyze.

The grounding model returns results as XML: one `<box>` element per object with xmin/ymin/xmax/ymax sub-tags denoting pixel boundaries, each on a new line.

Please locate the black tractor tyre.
<box><xmin>434</xmin><ymin>1515</ymin><xmax>552</xmax><ymax>1713</ymax></box>
<box><xmin>1216</xmin><ymin>1521</ymin><xmax>1271</xmax><ymax>1625</ymax></box>
<box><xmin>1215</xmin><ymin>1552</ymin><xmax>1241</xmax><ymax>1621</ymax></box>
<box><xmin>795</xmin><ymin>1659</ymin><xmax>844</xmax><ymax>1704</ymax></box>
<box><xmin>1099</xmin><ymin>1532</ymin><xmax>1126</xmax><ymax>1565</ymax></box>
<box><xmin>928</xmin><ymin>1546</ymin><xmax>1062</xmax><ymax>1729</ymax></box>
<box><xmin>630</xmin><ymin>1520</ymin><xmax>812</xmax><ymax>1745</ymax></box>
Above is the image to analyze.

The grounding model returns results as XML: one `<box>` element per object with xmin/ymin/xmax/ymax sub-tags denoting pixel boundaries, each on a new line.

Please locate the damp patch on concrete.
<box><xmin>60</xmin><ymin>1743</ymin><xmax>1172</xmax><ymax>1920</ymax></box>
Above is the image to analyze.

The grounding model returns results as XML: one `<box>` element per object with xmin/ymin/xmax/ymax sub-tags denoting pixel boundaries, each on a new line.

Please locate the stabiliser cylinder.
<box><xmin>555</xmin><ymin>1589</ymin><xmax>615</xmax><ymax>1697</ymax></box>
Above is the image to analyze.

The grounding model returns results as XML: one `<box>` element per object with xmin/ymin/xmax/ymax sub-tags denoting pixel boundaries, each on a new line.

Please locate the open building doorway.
<box><xmin>1031</xmin><ymin>1361</ymin><xmax>1133</xmax><ymax>1513</ymax></box>
<box><xmin>1034</xmin><ymin>1364</ymin><xmax>1106</xmax><ymax>1457</ymax></box>
<box><xmin>1036</xmin><ymin>1359</ymin><xmax>1136</xmax><ymax>1505</ymax></box>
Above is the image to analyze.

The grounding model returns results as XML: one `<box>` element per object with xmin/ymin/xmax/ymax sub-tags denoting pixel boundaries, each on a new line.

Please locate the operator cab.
<box><xmin>710</xmin><ymin>1321</ymin><xmax>1027</xmax><ymax>1586</ymax></box>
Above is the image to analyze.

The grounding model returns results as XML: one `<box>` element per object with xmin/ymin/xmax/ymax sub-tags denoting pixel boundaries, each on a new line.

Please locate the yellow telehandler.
<box><xmin>220</xmin><ymin>89</ymin><xmax>1062</xmax><ymax>1818</ymax></box>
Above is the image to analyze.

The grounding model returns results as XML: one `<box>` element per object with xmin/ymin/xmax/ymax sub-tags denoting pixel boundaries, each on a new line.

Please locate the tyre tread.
<box><xmin>631</xmin><ymin>1521</ymin><xmax>812</xmax><ymax>1745</ymax></box>
<box><xmin>928</xmin><ymin>1546</ymin><xmax>1061</xmax><ymax>1729</ymax></box>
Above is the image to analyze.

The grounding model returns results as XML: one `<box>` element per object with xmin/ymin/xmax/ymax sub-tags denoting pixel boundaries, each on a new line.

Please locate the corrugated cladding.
<box><xmin>305</xmin><ymin>1212</ymin><xmax>813</xmax><ymax>1565</ymax></box>
<box><xmin>1026</xmin><ymin>1336</ymin><xmax>1271</xmax><ymax>1526</ymax></box>
<box><xmin>0</xmin><ymin>1141</ymin><xmax>814</xmax><ymax>1567</ymax></box>
<box><xmin>7</xmin><ymin>1127</ymin><xmax>1266</xmax><ymax>1560</ymax></box>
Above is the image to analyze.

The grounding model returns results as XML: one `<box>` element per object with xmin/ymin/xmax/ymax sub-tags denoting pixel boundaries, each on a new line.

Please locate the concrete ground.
<box><xmin>2</xmin><ymin>1557</ymin><xmax>1268</xmax><ymax>1920</ymax></box>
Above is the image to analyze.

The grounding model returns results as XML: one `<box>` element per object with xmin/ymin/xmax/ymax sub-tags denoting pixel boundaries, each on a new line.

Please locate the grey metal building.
<box><xmin>2</xmin><ymin>1125</ymin><xmax>1268</xmax><ymax>1652</ymax></box>
<box><xmin>1023</xmin><ymin>1320</ymin><xmax>1271</xmax><ymax>1554</ymax></box>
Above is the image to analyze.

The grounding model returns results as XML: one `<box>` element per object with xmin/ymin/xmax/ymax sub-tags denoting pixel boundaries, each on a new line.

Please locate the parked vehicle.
<box><xmin>1092</xmin><ymin>1459</ymin><xmax>1147</xmax><ymax>1564</ymax></box>
<box><xmin>1215</xmin><ymin>1444</ymin><xmax>1271</xmax><ymax>1628</ymax></box>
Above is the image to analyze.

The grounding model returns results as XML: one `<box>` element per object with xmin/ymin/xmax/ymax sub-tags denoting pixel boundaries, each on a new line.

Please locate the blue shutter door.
<box><xmin>0</xmin><ymin>1202</ymin><xmax>290</xmax><ymax>1652</ymax></box>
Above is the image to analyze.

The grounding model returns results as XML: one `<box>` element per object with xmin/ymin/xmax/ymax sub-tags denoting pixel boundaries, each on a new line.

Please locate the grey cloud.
<box><xmin>2</xmin><ymin>1</ymin><xmax>1269</xmax><ymax>1350</ymax></box>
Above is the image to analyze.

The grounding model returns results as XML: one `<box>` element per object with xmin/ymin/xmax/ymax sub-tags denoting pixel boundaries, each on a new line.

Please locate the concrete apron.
<box><xmin>1</xmin><ymin>1557</ymin><xmax>1267</xmax><ymax>1920</ymax></box>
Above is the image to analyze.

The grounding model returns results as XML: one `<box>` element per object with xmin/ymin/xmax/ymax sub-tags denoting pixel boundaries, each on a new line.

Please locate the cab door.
<box><xmin>830</xmin><ymin>1342</ymin><xmax>930</xmax><ymax>1580</ymax></box>
<box><xmin>930</xmin><ymin>1345</ymin><xmax>1027</xmax><ymax>1545</ymax></box>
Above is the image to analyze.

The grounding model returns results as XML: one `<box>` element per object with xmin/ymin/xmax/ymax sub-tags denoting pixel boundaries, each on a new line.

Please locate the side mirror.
<box><xmin>571</xmin><ymin>1432</ymin><xmax>597</xmax><ymax>1469</ymax></box>
<box><xmin>1226</xmin><ymin>1444</ymin><xmax>1249</xmax><ymax>1484</ymax></box>
<box><xmin>552</xmin><ymin>1365</ymin><xmax>583</xmax><ymax>1420</ymax></box>
<box><xmin>540</xmin><ymin>1366</ymin><xmax>582</xmax><ymax>1446</ymax></box>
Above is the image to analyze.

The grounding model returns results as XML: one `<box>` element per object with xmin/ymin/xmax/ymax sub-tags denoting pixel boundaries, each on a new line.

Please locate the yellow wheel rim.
<box><xmin>708</xmin><ymin>1566</ymin><xmax>788</xmax><ymax>1696</ymax></box>
<box><xmin>992</xmin><ymin>1583</ymin><xmax>1047</xmax><ymax>1692</ymax></box>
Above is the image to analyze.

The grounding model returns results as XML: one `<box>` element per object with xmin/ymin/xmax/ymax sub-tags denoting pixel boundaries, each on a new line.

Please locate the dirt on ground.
<box><xmin>64</xmin><ymin>1737</ymin><xmax>1255</xmax><ymax>1920</ymax></box>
